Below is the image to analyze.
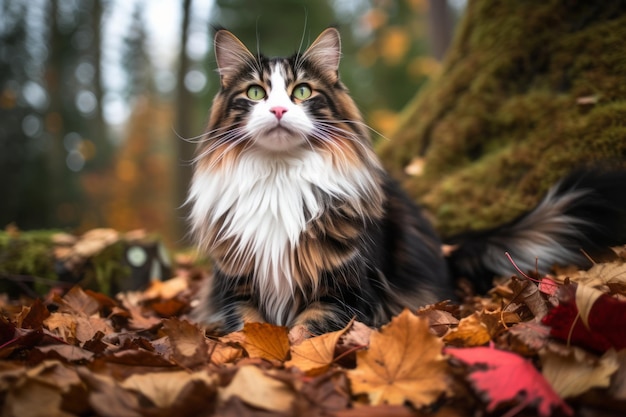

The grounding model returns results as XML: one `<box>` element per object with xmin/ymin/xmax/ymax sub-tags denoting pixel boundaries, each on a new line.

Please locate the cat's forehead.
<box><xmin>251</xmin><ymin>55</ymin><xmax>304</xmax><ymax>84</ymax></box>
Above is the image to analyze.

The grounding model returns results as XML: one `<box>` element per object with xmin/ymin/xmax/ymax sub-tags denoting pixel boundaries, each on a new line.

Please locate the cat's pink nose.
<box><xmin>270</xmin><ymin>106</ymin><xmax>288</xmax><ymax>120</ymax></box>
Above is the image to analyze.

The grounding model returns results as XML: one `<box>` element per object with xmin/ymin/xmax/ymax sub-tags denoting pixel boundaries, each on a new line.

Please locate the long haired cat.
<box><xmin>187</xmin><ymin>28</ymin><xmax>626</xmax><ymax>334</ymax></box>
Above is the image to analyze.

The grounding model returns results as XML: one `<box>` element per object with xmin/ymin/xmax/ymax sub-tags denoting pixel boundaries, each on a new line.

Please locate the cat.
<box><xmin>186</xmin><ymin>27</ymin><xmax>626</xmax><ymax>334</ymax></box>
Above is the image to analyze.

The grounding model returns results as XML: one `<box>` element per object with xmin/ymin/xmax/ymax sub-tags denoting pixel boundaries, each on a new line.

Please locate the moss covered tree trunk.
<box><xmin>378</xmin><ymin>0</ymin><xmax>626</xmax><ymax>237</ymax></box>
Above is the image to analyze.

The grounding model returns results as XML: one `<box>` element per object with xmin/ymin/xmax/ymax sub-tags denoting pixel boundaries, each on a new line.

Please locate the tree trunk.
<box><xmin>427</xmin><ymin>0</ymin><xmax>453</xmax><ymax>60</ymax></box>
<box><xmin>174</xmin><ymin>0</ymin><xmax>194</xmax><ymax>242</ymax></box>
<box><xmin>378</xmin><ymin>0</ymin><xmax>626</xmax><ymax>237</ymax></box>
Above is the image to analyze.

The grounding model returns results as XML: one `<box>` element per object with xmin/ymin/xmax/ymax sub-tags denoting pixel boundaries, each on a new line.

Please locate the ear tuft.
<box><xmin>302</xmin><ymin>28</ymin><xmax>342</xmax><ymax>79</ymax></box>
<box><xmin>214</xmin><ymin>30</ymin><xmax>255</xmax><ymax>87</ymax></box>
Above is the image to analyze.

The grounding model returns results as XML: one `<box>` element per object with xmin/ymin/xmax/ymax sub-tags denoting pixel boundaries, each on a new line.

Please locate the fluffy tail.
<box><xmin>445</xmin><ymin>169</ymin><xmax>626</xmax><ymax>292</ymax></box>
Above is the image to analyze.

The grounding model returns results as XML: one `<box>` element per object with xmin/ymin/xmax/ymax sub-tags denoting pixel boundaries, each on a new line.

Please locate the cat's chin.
<box><xmin>253</xmin><ymin>127</ymin><xmax>307</xmax><ymax>152</ymax></box>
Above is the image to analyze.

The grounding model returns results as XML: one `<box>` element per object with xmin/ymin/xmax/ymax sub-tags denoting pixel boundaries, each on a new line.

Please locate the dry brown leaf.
<box><xmin>480</xmin><ymin>309</ymin><xmax>520</xmax><ymax>336</ymax></box>
<box><xmin>210</xmin><ymin>341</ymin><xmax>244</xmax><ymax>365</ymax></box>
<box><xmin>59</xmin><ymin>286</ymin><xmax>101</xmax><ymax>316</ymax></box>
<box><xmin>44</xmin><ymin>312</ymin><xmax>113</xmax><ymax>344</ymax></box>
<box><xmin>340</xmin><ymin>321</ymin><xmax>372</xmax><ymax>349</ymax></box>
<box><xmin>443</xmin><ymin>313</ymin><xmax>490</xmax><ymax>347</ymax></box>
<box><xmin>347</xmin><ymin>309</ymin><xmax>449</xmax><ymax>407</ymax></box>
<box><xmin>416</xmin><ymin>307</ymin><xmax>458</xmax><ymax>337</ymax></box>
<box><xmin>567</xmin><ymin>261</ymin><xmax>626</xmax><ymax>288</ymax></box>
<box><xmin>510</xmin><ymin>278</ymin><xmax>549</xmax><ymax>320</ymax></box>
<box><xmin>121</xmin><ymin>370</ymin><xmax>215</xmax><ymax>408</ymax></box>
<box><xmin>242</xmin><ymin>322</ymin><xmax>290</xmax><ymax>362</ymax></box>
<box><xmin>219</xmin><ymin>365</ymin><xmax>294</xmax><ymax>413</ymax></box>
<box><xmin>3</xmin><ymin>360</ymin><xmax>85</xmax><ymax>417</ymax></box>
<box><xmin>161</xmin><ymin>318</ymin><xmax>210</xmax><ymax>368</ymax></box>
<box><xmin>541</xmin><ymin>347</ymin><xmax>619</xmax><ymax>398</ymax></box>
<box><xmin>77</xmin><ymin>368</ymin><xmax>142</xmax><ymax>417</ymax></box>
<box><xmin>286</xmin><ymin>324</ymin><xmax>349</xmax><ymax>375</ymax></box>
<box><xmin>36</xmin><ymin>344</ymin><xmax>95</xmax><ymax>361</ymax></box>
<box><xmin>142</xmin><ymin>276</ymin><xmax>189</xmax><ymax>300</ymax></box>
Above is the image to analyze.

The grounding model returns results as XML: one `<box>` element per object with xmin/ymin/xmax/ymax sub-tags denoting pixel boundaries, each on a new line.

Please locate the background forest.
<box><xmin>0</xmin><ymin>0</ymin><xmax>462</xmax><ymax>246</ymax></box>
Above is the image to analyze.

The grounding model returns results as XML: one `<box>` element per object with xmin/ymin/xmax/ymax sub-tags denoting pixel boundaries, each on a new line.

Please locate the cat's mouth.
<box><xmin>256</xmin><ymin>124</ymin><xmax>306</xmax><ymax>151</ymax></box>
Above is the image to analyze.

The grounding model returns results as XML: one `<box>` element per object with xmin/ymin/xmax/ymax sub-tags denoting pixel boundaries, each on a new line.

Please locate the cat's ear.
<box><xmin>214</xmin><ymin>30</ymin><xmax>255</xmax><ymax>87</ymax></box>
<box><xmin>303</xmin><ymin>28</ymin><xmax>341</xmax><ymax>80</ymax></box>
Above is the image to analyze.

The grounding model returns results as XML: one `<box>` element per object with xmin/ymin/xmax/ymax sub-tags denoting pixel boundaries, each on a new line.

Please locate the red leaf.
<box><xmin>446</xmin><ymin>346</ymin><xmax>572</xmax><ymax>416</ymax></box>
<box><xmin>542</xmin><ymin>283</ymin><xmax>626</xmax><ymax>352</ymax></box>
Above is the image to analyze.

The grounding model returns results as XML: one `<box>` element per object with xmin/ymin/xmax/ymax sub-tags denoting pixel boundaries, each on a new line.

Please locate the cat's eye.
<box><xmin>246</xmin><ymin>85</ymin><xmax>266</xmax><ymax>101</ymax></box>
<box><xmin>292</xmin><ymin>84</ymin><xmax>312</xmax><ymax>100</ymax></box>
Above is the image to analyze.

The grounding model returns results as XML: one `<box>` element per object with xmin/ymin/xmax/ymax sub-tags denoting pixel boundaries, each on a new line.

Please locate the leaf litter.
<box><xmin>2</xmin><ymin>244</ymin><xmax>626</xmax><ymax>415</ymax></box>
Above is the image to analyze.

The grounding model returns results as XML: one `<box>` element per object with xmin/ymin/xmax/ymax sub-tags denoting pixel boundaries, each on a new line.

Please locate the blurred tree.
<box><xmin>0</xmin><ymin>0</ymin><xmax>113</xmax><ymax>230</ymax></box>
<box><xmin>0</xmin><ymin>0</ymin><xmax>48</xmax><ymax>228</ymax></box>
<box><xmin>175</xmin><ymin>0</ymin><xmax>195</xmax><ymax>243</ymax></box>
<box><xmin>121</xmin><ymin>3</ymin><xmax>154</xmax><ymax>100</ymax></box>
<box><xmin>82</xmin><ymin>97</ymin><xmax>176</xmax><ymax>241</ymax></box>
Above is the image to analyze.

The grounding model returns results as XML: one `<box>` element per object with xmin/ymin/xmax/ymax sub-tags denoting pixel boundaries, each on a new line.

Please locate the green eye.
<box><xmin>293</xmin><ymin>84</ymin><xmax>312</xmax><ymax>100</ymax></box>
<box><xmin>246</xmin><ymin>85</ymin><xmax>266</xmax><ymax>100</ymax></box>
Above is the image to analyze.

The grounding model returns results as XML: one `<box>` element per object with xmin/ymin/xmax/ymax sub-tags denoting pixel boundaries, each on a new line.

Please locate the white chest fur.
<box><xmin>188</xmin><ymin>147</ymin><xmax>377</xmax><ymax>324</ymax></box>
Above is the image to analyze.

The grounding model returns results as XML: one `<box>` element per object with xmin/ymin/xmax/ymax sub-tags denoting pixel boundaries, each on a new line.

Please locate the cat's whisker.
<box><xmin>321</xmin><ymin>118</ymin><xmax>390</xmax><ymax>141</ymax></box>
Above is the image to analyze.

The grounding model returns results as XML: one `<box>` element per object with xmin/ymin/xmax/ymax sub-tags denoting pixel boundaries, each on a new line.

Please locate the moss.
<box><xmin>80</xmin><ymin>241</ymin><xmax>131</xmax><ymax>296</ymax></box>
<box><xmin>378</xmin><ymin>0</ymin><xmax>626</xmax><ymax>237</ymax></box>
<box><xmin>0</xmin><ymin>231</ymin><xmax>59</xmax><ymax>295</ymax></box>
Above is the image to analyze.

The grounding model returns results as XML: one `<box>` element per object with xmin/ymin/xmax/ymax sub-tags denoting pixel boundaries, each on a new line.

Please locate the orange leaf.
<box><xmin>347</xmin><ymin>309</ymin><xmax>449</xmax><ymax>406</ymax></box>
<box><xmin>242</xmin><ymin>322</ymin><xmax>290</xmax><ymax>362</ymax></box>
<box><xmin>286</xmin><ymin>323</ymin><xmax>349</xmax><ymax>375</ymax></box>
<box><xmin>443</xmin><ymin>313</ymin><xmax>490</xmax><ymax>347</ymax></box>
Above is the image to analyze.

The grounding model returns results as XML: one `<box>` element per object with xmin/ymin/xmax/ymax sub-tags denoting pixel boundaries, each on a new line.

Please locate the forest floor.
<box><xmin>1</xmin><ymin>232</ymin><xmax>626</xmax><ymax>416</ymax></box>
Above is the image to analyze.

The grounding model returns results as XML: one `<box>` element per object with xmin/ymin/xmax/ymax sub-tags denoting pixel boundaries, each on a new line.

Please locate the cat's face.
<box><xmin>199</xmin><ymin>28</ymin><xmax>370</xmax><ymax>162</ymax></box>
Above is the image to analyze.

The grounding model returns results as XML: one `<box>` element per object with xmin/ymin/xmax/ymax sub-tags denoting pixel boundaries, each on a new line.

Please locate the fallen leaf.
<box><xmin>57</xmin><ymin>286</ymin><xmax>101</xmax><ymax>316</ymax></box>
<box><xmin>3</xmin><ymin>360</ymin><xmax>86</xmax><ymax>417</ymax></box>
<box><xmin>543</xmin><ymin>283</ymin><xmax>626</xmax><ymax>351</ymax></box>
<box><xmin>443</xmin><ymin>313</ymin><xmax>490</xmax><ymax>346</ymax></box>
<box><xmin>541</xmin><ymin>347</ymin><xmax>619</xmax><ymax>398</ymax></box>
<box><xmin>560</xmin><ymin>261</ymin><xmax>626</xmax><ymax>289</ymax></box>
<box><xmin>16</xmin><ymin>298</ymin><xmax>50</xmax><ymax>329</ymax></box>
<box><xmin>35</xmin><ymin>344</ymin><xmax>95</xmax><ymax>361</ymax></box>
<box><xmin>219</xmin><ymin>365</ymin><xmax>294</xmax><ymax>413</ymax></box>
<box><xmin>121</xmin><ymin>370</ymin><xmax>215</xmax><ymax>408</ymax></box>
<box><xmin>348</xmin><ymin>309</ymin><xmax>449</xmax><ymax>407</ymax></box>
<box><xmin>44</xmin><ymin>311</ymin><xmax>113</xmax><ymax>345</ymax></box>
<box><xmin>339</xmin><ymin>320</ymin><xmax>372</xmax><ymax>350</ymax></box>
<box><xmin>77</xmin><ymin>368</ymin><xmax>142</xmax><ymax>417</ymax></box>
<box><xmin>299</xmin><ymin>370</ymin><xmax>351</xmax><ymax>413</ymax></box>
<box><xmin>446</xmin><ymin>346</ymin><xmax>572</xmax><ymax>416</ymax></box>
<box><xmin>242</xmin><ymin>322</ymin><xmax>290</xmax><ymax>362</ymax></box>
<box><xmin>143</xmin><ymin>276</ymin><xmax>189</xmax><ymax>300</ymax></box>
<box><xmin>286</xmin><ymin>324</ymin><xmax>348</xmax><ymax>375</ymax></box>
<box><xmin>510</xmin><ymin>278</ymin><xmax>549</xmax><ymax>320</ymax></box>
<box><xmin>416</xmin><ymin>306</ymin><xmax>458</xmax><ymax>337</ymax></box>
<box><xmin>161</xmin><ymin>318</ymin><xmax>210</xmax><ymax>368</ymax></box>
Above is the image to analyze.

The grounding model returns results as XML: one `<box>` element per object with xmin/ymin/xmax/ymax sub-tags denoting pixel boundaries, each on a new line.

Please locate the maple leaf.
<box><xmin>347</xmin><ymin>309</ymin><xmax>449</xmax><ymax>407</ymax></box>
<box><xmin>242</xmin><ymin>322</ymin><xmax>290</xmax><ymax>362</ymax></box>
<box><xmin>286</xmin><ymin>324</ymin><xmax>348</xmax><ymax>375</ymax></box>
<box><xmin>446</xmin><ymin>345</ymin><xmax>572</xmax><ymax>416</ymax></box>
